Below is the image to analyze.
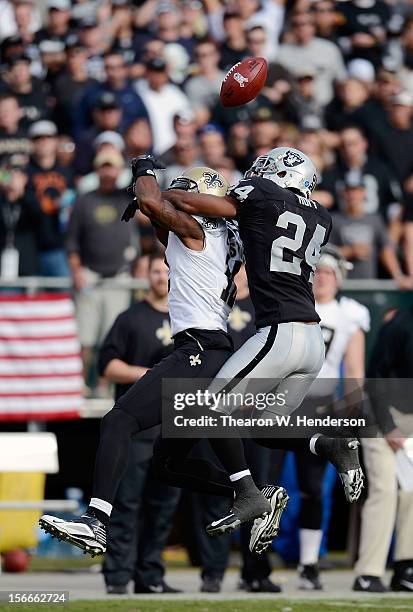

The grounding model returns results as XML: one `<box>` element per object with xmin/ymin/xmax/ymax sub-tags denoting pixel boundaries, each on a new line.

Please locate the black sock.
<box><xmin>231</xmin><ymin>474</ymin><xmax>258</xmax><ymax>496</ymax></box>
<box><xmin>86</xmin><ymin>506</ymin><xmax>110</xmax><ymax>527</ymax></box>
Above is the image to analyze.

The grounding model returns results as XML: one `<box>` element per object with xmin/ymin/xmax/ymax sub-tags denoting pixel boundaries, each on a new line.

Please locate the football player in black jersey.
<box><xmin>164</xmin><ymin>147</ymin><xmax>364</xmax><ymax>553</ymax></box>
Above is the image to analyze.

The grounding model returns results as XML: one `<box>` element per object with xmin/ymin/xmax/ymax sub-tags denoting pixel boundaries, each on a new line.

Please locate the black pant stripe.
<box><xmin>221</xmin><ymin>324</ymin><xmax>279</xmax><ymax>394</ymax></box>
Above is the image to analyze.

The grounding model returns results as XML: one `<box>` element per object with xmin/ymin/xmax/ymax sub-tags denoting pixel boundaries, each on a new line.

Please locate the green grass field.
<box><xmin>1</xmin><ymin>599</ymin><xmax>412</xmax><ymax>612</ymax></box>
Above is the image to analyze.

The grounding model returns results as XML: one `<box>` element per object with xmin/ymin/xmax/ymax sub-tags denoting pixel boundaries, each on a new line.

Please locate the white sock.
<box><xmin>299</xmin><ymin>528</ymin><xmax>323</xmax><ymax>566</ymax></box>
<box><xmin>309</xmin><ymin>433</ymin><xmax>322</xmax><ymax>456</ymax></box>
<box><xmin>229</xmin><ymin>469</ymin><xmax>251</xmax><ymax>482</ymax></box>
<box><xmin>89</xmin><ymin>497</ymin><xmax>112</xmax><ymax>517</ymax></box>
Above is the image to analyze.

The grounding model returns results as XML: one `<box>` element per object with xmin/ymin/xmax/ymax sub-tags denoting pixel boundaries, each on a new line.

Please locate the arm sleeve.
<box><xmin>97</xmin><ymin>312</ymin><xmax>130</xmax><ymax>376</ymax></box>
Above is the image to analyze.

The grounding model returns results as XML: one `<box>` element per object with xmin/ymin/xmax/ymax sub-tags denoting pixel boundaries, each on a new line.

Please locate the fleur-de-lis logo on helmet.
<box><xmin>202</xmin><ymin>172</ymin><xmax>225</xmax><ymax>189</ymax></box>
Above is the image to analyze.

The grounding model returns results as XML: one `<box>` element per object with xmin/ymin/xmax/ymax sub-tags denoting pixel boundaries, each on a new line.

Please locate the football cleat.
<box><xmin>249</xmin><ymin>486</ymin><xmax>289</xmax><ymax>554</ymax></box>
<box><xmin>206</xmin><ymin>491</ymin><xmax>270</xmax><ymax>536</ymax></box>
<box><xmin>390</xmin><ymin>566</ymin><xmax>413</xmax><ymax>592</ymax></box>
<box><xmin>299</xmin><ymin>564</ymin><xmax>323</xmax><ymax>590</ymax></box>
<box><xmin>353</xmin><ymin>575</ymin><xmax>387</xmax><ymax>593</ymax></box>
<box><xmin>314</xmin><ymin>435</ymin><xmax>364</xmax><ymax>503</ymax></box>
<box><xmin>39</xmin><ymin>513</ymin><xmax>106</xmax><ymax>557</ymax></box>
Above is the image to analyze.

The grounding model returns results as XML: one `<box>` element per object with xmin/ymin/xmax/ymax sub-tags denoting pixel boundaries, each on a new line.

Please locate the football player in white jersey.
<box><xmin>39</xmin><ymin>159</ymin><xmax>273</xmax><ymax>557</ymax></box>
<box><xmin>295</xmin><ymin>247</ymin><xmax>370</xmax><ymax>590</ymax></box>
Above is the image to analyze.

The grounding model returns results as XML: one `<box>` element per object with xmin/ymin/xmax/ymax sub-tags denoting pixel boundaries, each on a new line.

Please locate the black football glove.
<box><xmin>121</xmin><ymin>196</ymin><xmax>139</xmax><ymax>222</ymax></box>
<box><xmin>131</xmin><ymin>154</ymin><xmax>165</xmax><ymax>181</ymax></box>
<box><xmin>122</xmin><ymin>155</ymin><xmax>165</xmax><ymax>222</ymax></box>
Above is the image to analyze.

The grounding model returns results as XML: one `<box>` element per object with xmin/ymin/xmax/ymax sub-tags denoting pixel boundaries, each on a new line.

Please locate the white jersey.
<box><xmin>312</xmin><ymin>297</ymin><xmax>370</xmax><ymax>397</ymax></box>
<box><xmin>165</xmin><ymin>217</ymin><xmax>243</xmax><ymax>337</ymax></box>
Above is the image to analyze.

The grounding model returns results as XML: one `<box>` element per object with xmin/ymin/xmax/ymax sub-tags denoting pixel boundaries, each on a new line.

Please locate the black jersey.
<box><xmin>228</xmin><ymin>176</ymin><xmax>332</xmax><ymax>327</ymax></box>
<box><xmin>98</xmin><ymin>300</ymin><xmax>173</xmax><ymax>401</ymax></box>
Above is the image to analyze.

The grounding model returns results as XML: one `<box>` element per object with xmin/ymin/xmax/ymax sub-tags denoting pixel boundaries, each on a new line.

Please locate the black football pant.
<box><xmin>92</xmin><ymin>329</ymin><xmax>247</xmax><ymax>504</ymax></box>
<box><xmin>103</xmin><ymin>437</ymin><xmax>180</xmax><ymax>588</ymax></box>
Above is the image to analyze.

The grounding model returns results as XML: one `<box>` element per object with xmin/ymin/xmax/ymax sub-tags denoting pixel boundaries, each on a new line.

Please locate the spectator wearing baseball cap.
<box><xmin>74</xmin><ymin>48</ymin><xmax>148</xmax><ymax>140</ymax></box>
<box><xmin>135</xmin><ymin>57</ymin><xmax>191</xmax><ymax>155</ymax></box>
<box><xmin>74</xmin><ymin>92</ymin><xmax>124</xmax><ymax>177</ymax></box>
<box><xmin>66</xmin><ymin>148</ymin><xmax>136</xmax><ymax>379</ymax></box>
<box><xmin>0</xmin><ymin>154</ymin><xmax>41</xmax><ymax>277</ymax></box>
<box><xmin>35</xmin><ymin>0</ymin><xmax>74</xmax><ymax>48</ymax></box>
<box><xmin>77</xmin><ymin>131</ymin><xmax>131</xmax><ymax>195</ymax></box>
<box><xmin>368</xmin><ymin>91</ymin><xmax>413</xmax><ymax>191</ymax></box>
<box><xmin>0</xmin><ymin>52</ymin><xmax>50</xmax><ymax>128</ymax></box>
<box><xmin>329</xmin><ymin>176</ymin><xmax>412</xmax><ymax>287</ymax></box>
<box><xmin>77</xmin><ymin>16</ymin><xmax>106</xmax><ymax>82</ymax></box>
<box><xmin>39</xmin><ymin>40</ymin><xmax>66</xmax><ymax>88</ymax></box>
<box><xmin>52</xmin><ymin>38</ymin><xmax>97</xmax><ymax>134</ymax></box>
<box><xmin>25</xmin><ymin>119</ymin><xmax>74</xmax><ymax>277</ymax></box>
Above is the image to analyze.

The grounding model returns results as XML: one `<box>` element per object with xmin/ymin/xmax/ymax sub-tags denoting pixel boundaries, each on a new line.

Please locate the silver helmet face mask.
<box><xmin>245</xmin><ymin>146</ymin><xmax>318</xmax><ymax>199</ymax></box>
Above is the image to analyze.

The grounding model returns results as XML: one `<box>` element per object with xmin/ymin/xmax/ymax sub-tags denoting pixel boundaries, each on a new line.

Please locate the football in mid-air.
<box><xmin>220</xmin><ymin>57</ymin><xmax>268</xmax><ymax>107</ymax></box>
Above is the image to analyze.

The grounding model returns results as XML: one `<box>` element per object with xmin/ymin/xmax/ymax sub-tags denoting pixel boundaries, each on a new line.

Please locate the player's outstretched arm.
<box><xmin>122</xmin><ymin>155</ymin><xmax>204</xmax><ymax>250</ymax></box>
<box><xmin>163</xmin><ymin>189</ymin><xmax>238</xmax><ymax>218</ymax></box>
<box><xmin>129</xmin><ymin>156</ymin><xmax>204</xmax><ymax>248</ymax></box>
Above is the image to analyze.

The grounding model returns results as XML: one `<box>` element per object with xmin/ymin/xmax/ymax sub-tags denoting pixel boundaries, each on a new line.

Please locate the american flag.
<box><xmin>0</xmin><ymin>293</ymin><xmax>83</xmax><ymax>421</ymax></box>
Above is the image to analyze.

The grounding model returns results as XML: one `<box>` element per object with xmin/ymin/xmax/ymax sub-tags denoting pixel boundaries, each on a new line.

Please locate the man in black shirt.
<box><xmin>0</xmin><ymin>94</ymin><xmax>31</xmax><ymax>165</ymax></box>
<box><xmin>320</xmin><ymin>125</ymin><xmax>402</xmax><ymax>220</ymax></box>
<box><xmin>98</xmin><ymin>254</ymin><xmax>180</xmax><ymax>595</ymax></box>
<box><xmin>0</xmin><ymin>53</ymin><xmax>50</xmax><ymax>128</ymax></box>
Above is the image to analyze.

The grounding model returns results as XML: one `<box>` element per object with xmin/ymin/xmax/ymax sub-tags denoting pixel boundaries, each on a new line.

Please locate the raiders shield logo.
<box><xmin>233</xmin><ymin>72</ymin><xmax>249</xmax><ymax>88</ymax></box>
<box><xmin>202</xmin><ymin>172</ymin><xmax>225</xmax><ymax>189</ymax></box>
<box><xmin>202</xmin><ymin>217</ymin><xmax>219</xmax><ymax>229</ymax></box>
<box><xmin>283</xmin><ymin>150</ymin><xmax>305</xmax><ymax>167</ymax></box>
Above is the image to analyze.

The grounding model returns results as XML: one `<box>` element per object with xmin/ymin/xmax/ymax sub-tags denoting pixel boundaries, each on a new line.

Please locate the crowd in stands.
<box><xmin>0</xmin><ymin>0</ymin><xmax>412</xmax><ymax>288</ymax></box>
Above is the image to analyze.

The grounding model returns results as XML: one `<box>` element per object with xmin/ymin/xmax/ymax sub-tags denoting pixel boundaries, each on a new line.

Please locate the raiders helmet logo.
<box><xmin>202</xmin><ymin>172</ymin><xmax>225</xmax><ymax>189</ymax></box>
<box><xmin>233</xmin><ymin>72</ymin><xmax>249</xmax><ymax>88</ymax></box>
<box><xmin>283</xmin><ymin>151</ymin><xmax>305</xmax><ymax>167</ymax></box>
<box><xmin>202</xmin><ymin>217</ymin><xmax>219</xmax><ymax>229</ymax></box>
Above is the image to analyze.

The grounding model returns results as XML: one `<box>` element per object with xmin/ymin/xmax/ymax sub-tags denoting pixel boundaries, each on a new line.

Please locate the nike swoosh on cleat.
<box><xmin>209</xmin><ymin>513</ymin><xmax>235</xmax><ymax>527</ymax></box>
<box><xmin>400</xmin><ymin>580</ymin><xmax>413</xmax><ymax>590</ymax></box>
<box><xmin>358</xmin><ymin>578</ymin><xmax>371</xmax><ymax>589</ymax></box>
<box><xmin>148</xmin><ymin>585</ymin><xmax>164</xmax><ymax>593</ymax></box>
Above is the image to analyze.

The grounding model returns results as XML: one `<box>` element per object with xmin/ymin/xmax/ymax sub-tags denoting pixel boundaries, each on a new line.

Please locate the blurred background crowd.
<box><xmin>1</xmin><ymin>0</ymin><xmax>413</xmax><ymax>598</ymax></box>
<box><xmin>1</xmin><ymin>0</ymin><xmax>413</xmax><ymax>288</ymax></box>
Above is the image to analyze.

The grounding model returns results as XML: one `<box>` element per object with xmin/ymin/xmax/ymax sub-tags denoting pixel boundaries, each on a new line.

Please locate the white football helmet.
<box><xmin>318</xmin><ymin>245</ymin><xmax>353</xmax><ymax>285</ymax></box>
<box><xmin>245</xmin><ymin>146</ymin><xmax>318</xmax><ymax>199</ymax></box>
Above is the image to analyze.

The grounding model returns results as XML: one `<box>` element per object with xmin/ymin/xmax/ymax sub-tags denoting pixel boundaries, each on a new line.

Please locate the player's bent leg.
<box><xmin>151</xmin><ymin>436</ymin><xmax>234</xmax><ymax>498</ymax></box>
<box><xmin>311</xmin><ymin>434</ymin><xmax>364</xmax><ymax>503</ymax></box>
